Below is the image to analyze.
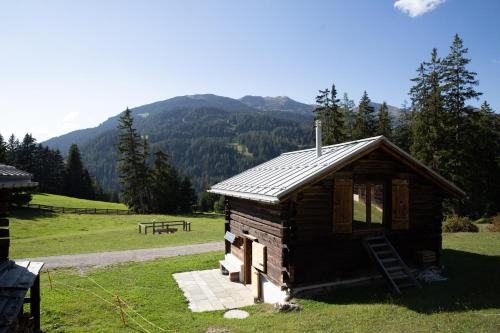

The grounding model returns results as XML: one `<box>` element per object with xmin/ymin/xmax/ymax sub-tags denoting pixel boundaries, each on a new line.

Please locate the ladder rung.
<box><xmin>397</xmin><ymin>282</ymin><xmax>414</xmax><ymax>288</ymax></box>
<box><xmin>386</xmin><ymin>266</ymin><xmax>403</xmax><ymax>272</ymax></box>
<box><xmin>381</xmin><ymin>258</ymin><xmax>398</xmax><ymax>263</ymax></box>
<box><xmin>375</xmin><ymin>250</ymin><xmax>392</xmax><ymax>255</ymax></box>
<box><xmin>391</xmin><ymin>273</ymin><xmax>409</xmax><ymax>280</ymax></box>
<box><xmin>371</xmin><ymin>244</ymin><xmax>388</xmax><ymax>248</ymax></box>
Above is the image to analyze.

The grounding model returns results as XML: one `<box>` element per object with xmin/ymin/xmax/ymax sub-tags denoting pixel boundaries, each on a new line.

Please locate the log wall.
<box><xmin>287</xmin><ymin>149</ymin><xmax>446</xmax><ymax>285</ymax></box>
<box><xmin>226</xmin><ymin>148</ymin><xmax>448</xmax><ymax>287</ymax></box>
<box><xmin>227</xmin><ymin>198</ymin><xmax>287</xmax><ymax>286</ymax></box>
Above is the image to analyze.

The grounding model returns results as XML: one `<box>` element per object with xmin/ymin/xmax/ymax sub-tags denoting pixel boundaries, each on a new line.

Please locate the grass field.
<box><xmin>9</xmin><ymin>208</ymin><xmax>224</xmax><ymax>258</ymax></box>
<box><xmin>39</xmin><ymin>232</ymin><xmax>500</xmax><ymax>332</ymax></box>
<box><xmin>30</xmin><ymin>193</ymin><xmax>128</xmax><ymax>209</ymax></box>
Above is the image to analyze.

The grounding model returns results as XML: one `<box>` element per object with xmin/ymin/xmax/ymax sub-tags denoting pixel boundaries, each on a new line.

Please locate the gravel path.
<box><xmin>20</xmin><ymin>241</ymin><xmax>224</xmax><ymax>269</ymax></box>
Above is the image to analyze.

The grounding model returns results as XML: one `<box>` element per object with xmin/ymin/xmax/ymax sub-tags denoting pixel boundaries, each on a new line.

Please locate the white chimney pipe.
<box><xmin>315</xmin><ymin>120</ymin><xmax>322</xmax><ymax>158</ymax></box>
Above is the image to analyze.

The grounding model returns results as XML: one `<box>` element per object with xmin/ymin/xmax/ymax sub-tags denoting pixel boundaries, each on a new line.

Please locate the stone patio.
<box><xmin>173</xmin><ymin>269</ymin><xmax>254</xmax><ymax>312</ymax></box>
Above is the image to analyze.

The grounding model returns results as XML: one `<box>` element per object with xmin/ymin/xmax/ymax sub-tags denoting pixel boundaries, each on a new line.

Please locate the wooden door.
<box><xmin>392</xmin><ymin>179</ymin><xmax>410</xmax><ymax>230</ymax></box>
<box><xmin>333</xmin><ymin>179</ymin><xmax>353</xmax><ymax>233</ymax></box>
<box><xmin>243</xmin><ymin>237</ymin><xmax>252</xmax><ymax>284</ymax></box>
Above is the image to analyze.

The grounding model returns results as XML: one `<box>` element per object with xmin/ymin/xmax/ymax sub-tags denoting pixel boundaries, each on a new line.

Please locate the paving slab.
<box><xmin>173</xmin><ymin>269</ymin><xmax>254</xmax><ymax>312</ymax></box>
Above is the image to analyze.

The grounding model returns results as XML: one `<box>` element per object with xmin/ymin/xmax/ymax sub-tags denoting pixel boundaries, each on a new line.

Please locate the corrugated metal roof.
<box><xmin>209</xmin><ymin>136</ymin><xmax>465</xmax><ymax>203</ymax></box>
<box><xmin>0</xmin><ymin>164</ymin><xmax>38</xmax><ymax>189</ymax></box>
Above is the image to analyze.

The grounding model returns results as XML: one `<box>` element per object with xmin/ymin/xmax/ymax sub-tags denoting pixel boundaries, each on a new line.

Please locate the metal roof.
<box><xmin>0</xmin><ymin>164</ymin><xmax>38</xmax><ymax>189</ymax></box>
<box><xmin>209</xmin><ymin>136</ymin><xmax>465</xmax><ymax>203</ymax></box>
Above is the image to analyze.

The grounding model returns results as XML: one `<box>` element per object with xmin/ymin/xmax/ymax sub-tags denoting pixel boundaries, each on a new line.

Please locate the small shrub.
<box><xmin>442</xmin><ymin>215</ymin><xmax>479</xmax><ymax>233</ymax></box>
<box><xmin>487</xmin><ymin>215</ymin><xmax>500</xmax><ymax>232</ymax></box>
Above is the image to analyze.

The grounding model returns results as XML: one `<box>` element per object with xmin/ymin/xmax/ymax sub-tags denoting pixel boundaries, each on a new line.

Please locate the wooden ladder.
<box><xmin>363</xmin><ymin>236</ymin><xmax>421</xmax><ymax>295</ymax></box>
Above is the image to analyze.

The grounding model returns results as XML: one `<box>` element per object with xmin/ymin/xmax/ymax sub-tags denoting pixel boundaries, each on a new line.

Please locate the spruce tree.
<box><xmin>340</xmin><ymin>93</ymin><xmax>356</xmax><ymax>140</ymax></box>
<box><xmin>314</xmin><ymin>84</ymin><xmax>346</xmax><ymax>144</ymax></box>
<box><xmin>116</xmin><ymin>108</ymin><xmax>151</xmax><ymax>213</ymax></box>
<box><xmin>64</xmin><ymin>144</ymin><xmax>94</xmax><ymax>198</ymax></box>
<box><xmin>0</xmin><ymin>133</ymin><xmax>6</xmax><ymax>163</ymax></box>
<box><xmin>465</xmin><ymin>101</ymin><xmax>500</xmax><ymax>216</ymax></box>
<box><xmin>376</xmin><ymin>101</ymin><xmax>392</xmax><ymax>138</ymax></box>
<box><xmin>178</xmin><ymin>176</ymin><xmax>196</xmax><ymax>213</ymax></box>
<box><xmin>353</xmin><ymin>91</ymin><xmax>375</xmax><ymax>139</ymax></box>
<box><xmin>410</xmin><ymin>48</ymin><xmax>446</xmax><ymax>171</ymax></box>
<box><xmin>441</xmin><ymin>34</ymin><xmax>482</xmax><ymax>189</ymax></box>
<box><xmin>393</xmin><ymin>101</ymin><xmax>411</xmax><ymax>152</ymax></box>
<box><xmin>151</xmin><ymin>150</ymin><xmax>180</xmax><ymax>213</ymax></box>
<box><xmin>6</xmin><ymin>135</ymin><xmax>19</xmax><ymax>165</ymax></box>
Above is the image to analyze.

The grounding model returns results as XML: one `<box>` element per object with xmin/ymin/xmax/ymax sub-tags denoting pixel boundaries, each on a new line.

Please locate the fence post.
<box><xmin>115</xmin><ymin>295</ymin><xmax>126</xmax><ymax>325</ymax></box>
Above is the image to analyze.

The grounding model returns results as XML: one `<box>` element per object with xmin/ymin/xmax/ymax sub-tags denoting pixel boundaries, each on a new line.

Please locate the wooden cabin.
<box><xmin>0</xmin><ymin>164</ymin><xmax>44</xmax><ymax>332</ymax></box>
<box><xmin>209</xmin><ymin>125</ymin><xmax>465</xmax><ymax>301</ymax></box>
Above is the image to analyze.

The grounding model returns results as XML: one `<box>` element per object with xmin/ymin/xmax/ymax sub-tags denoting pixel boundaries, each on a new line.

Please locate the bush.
<box><xmin>442</xmin><ymin>215</ymin><xmax>479</xmax><ymax>233</ymax></box>
<box><xmin>487</xmin><ymin>215</ymin><xmax>500</xmax><ymax>232</ymax></box>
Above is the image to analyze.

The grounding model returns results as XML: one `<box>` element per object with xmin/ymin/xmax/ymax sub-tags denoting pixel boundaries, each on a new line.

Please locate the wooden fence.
<box><xmin>25</xmin><ymin>204</ymin><xmax>132</xmax><ymax>215</ymax></box>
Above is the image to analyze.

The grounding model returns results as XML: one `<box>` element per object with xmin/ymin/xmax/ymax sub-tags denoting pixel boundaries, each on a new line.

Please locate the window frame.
<box><xmin>352</xmin><ymin>178</ymin><xmax>387</xmax><ymax>232</ymax></box>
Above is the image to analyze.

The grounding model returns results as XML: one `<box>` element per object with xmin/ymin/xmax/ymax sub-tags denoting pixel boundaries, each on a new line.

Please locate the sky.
<box><xmin>1</xmin><ymin>0</ymin><xmax>499</xmax><ymax>142</ymax></box>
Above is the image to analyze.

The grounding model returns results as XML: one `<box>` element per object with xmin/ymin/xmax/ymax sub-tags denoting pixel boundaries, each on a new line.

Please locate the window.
<box><xmin>353</xmin><ymin>182</ymin><xmax>385</xmax><ymax>230</ymax></box>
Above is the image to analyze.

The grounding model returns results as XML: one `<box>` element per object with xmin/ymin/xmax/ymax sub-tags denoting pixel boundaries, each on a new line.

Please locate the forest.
<box><xmin>1</xmin><ymin>34</ymin><xmax>498</xmax><ymax>217</ymax></box>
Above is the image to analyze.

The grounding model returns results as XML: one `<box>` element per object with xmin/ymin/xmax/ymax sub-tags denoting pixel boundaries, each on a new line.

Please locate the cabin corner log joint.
<box><xmin>209</xmin><ymin>136</ymin><xmax>465</xmax><ymax>300</ymax></box>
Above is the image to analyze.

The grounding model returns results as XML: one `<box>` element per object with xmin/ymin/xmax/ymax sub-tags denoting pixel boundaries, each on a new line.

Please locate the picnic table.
<box><xmin>138</xmin><ymin>220</ymin><xmax>191</xmax><ymax>235</ymax></box>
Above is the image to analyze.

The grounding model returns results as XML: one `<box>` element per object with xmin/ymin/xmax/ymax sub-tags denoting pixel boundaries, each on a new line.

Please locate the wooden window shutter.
<box><xmin>392</xmin><ymin>179</ymin><xmax>410</xmax><ymax>230</ymax></box>
<box><xmin>333</xmin><ymin>179</ymin><xmax>353</xmax><ymax>233</ymax></box>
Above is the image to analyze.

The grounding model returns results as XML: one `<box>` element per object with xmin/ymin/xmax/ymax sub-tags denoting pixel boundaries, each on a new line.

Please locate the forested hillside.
<box><xmin>71</xmin><ymin>106</ymin><xmax>314</xmax><ymax>196</ymax></box>
<box><xmin>42</xmin><ymin>94</ymin><xmax>403</xmax><ymax>198</ymax></box>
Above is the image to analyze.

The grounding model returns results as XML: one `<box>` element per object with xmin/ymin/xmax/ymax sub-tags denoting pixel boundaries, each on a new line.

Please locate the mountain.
<box><xmin>43</xmin><ymin>94</ymin><xmax>401</xmax><ymax>198</ymax></box>
<box><xmin>43</xmin><ymin>94</ymin><xmax>315</xmax><ymax>196</ymax></box>
<box><xmin>239</xmin><ymin>95</ymin><xmax>314</xmax><ymax>115</ymax></box>
<box><xmin>354</xmin><ymin>102</ymin><xmax>402</xmax><ymax>120</ymax></box>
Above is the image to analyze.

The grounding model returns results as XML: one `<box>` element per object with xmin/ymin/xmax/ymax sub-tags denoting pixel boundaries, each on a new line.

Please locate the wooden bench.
<box><xmin>219</xmin><ymin>253</ymin><xmax>243</xmax><ymax>282</ymax></box>
<box><xmin>154</xmin><ymin>227</ymin><xmax>178</xmax><ymax>234</ymax></box>
<box><xmin>138</xmin><ymin>221</ymin><xmax>191</xmax><ymax>234</ymax></box>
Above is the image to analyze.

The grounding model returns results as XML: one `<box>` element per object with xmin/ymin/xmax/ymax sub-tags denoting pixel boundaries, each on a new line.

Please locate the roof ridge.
<box><xmin>282</xmin><ymin>136</ymin><xmax>384</xmax><ymax>155</ymax></box>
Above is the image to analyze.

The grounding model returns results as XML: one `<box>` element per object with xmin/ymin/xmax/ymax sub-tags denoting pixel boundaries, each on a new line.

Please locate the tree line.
<box><xmin>116</xmin><ymin>108</ymin><xmax>196</xmax><ymax>214</ymax></box>
<box><xmin>0</xmin><ymin>133</ymin><xmax>109</xmax><ymax>202</ymax></box>
<box><xmin>314</xmin><ymin>34</ymin><xmax>500</xmax><ymax>217</ymax></box>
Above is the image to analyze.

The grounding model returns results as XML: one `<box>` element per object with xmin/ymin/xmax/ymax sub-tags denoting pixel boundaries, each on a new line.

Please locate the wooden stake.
<box><xmin>46</xmin><ymin>269</ymin><xmax>53</xmax><ymax>290</ymax></box>
<box><xmin>116</xmin><ymin>295</ymin><xmax>126</xmax><ymax>325</ymax></box>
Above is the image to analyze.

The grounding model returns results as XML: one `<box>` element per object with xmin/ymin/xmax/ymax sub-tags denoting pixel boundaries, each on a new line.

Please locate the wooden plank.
<box><xmin>392</xmin><ymin>179</ymin><xmax>410</xmax><ymax>230</ymax></box>
<box><xmin>251</xmin><ymin>267</ymin><xmax>261</xmax><ymax>300</ymax></box>
<box><xmin>0</xmin><ymin>218</ymin><xmax>9</xmax><ymax>227</ymax></box>
<box><xmin>252</xmin><ymin>242</ymin><xmax>267</xmax><ymax>272</ymax></box>
<box><xmin>0</xmin><ymin>239</ymin><xmax>9</xmax><ymax>260</ymax></box>
<box><xmin>333</xmin><ymin>179</ymin><xmax>353</xmax><ymax>234</ymax></box>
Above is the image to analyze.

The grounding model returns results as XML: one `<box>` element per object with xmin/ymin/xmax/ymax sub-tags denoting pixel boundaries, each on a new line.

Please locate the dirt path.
<box><xmin>20</xmin><ymin>241</ymin><xmax>224</xmax><ymax>268</ymax></box>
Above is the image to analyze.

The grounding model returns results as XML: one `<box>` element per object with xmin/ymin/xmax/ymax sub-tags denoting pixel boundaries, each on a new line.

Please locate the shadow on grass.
<box><xmin>301</xmin><ymin>249</ymin><xmax>500</xmax><ymax>314</ymax></box>
<box><xmin>8</xmin><ymin>207</ymin><xmax>55</xmax><ymax>220</ymax></box>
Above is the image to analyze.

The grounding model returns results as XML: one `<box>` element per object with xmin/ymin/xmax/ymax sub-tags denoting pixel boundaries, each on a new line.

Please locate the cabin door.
<box><xmin>243</xmin><ymin>236</ymin><xmax>253</xmax><ymax>285</ymax></box>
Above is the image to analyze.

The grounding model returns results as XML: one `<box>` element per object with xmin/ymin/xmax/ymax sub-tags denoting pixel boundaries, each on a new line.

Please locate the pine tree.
<box><xmin>178</xmin><ymin>176</ymin><xmax>196</xmax><ymax>213</ymax></box>
<box><xmin>441</xmin><ymin>34</ymin><xmax>482</xmax><ymax>189</ymax></box>
<box><xmin>393</xmin><ymin>101</ymin><xmax>411</xmax><ymax>152</ymax></box>
<box><xmin>116</xmin><ymin>108</ymin><xmax>151</xmax><ymax>213</ymax></box>
<box><xmin>340</xmin><ymin>93</ymin><xmax>356</xmax><ymax>140</ymax></box>
<box><xmin>314</xmin><ymin>84</ymin><xmax>346</xmax><ymax>144</ymax></box>
<box><xmin>6</xmin><ymin>134</ymin><xmax>19</xmax><ymax>165</ymax></box>
<box><xmin>0</xmin><ymin>133</ymin><xmax>6</xmax><ymax>163</ymax></box>
<box><xmin>150</xmin><ymin>150</ymin><xmax>180</xmax><ymax>213</ymax></box>
<box><xmin>376</xmin><ymin>101</ymin><xmax>392</xmax><ymax>138</ymax></box>
<box><xmin>17</xmin><ymin>134</ymin><xmax>37</xmax><ymax>172</ymax></box>
<box><xmin>353</xmin><ymin>91</ymin><xmax>375</xmax><ymax>139</ymax></box>
<box><xmin>409</xmin><ymin>48</ymin><xmax>446</xmax><ymax>171</ymax></box>
<box><xmin>464</xmin><ymin>101</ymin><xmax>500</xmax><ymax>216</ymax></box>
<box><xmin>64</xmin><ymin>144</ymin><xmax>94</xmax><ymax>198</ymax></box>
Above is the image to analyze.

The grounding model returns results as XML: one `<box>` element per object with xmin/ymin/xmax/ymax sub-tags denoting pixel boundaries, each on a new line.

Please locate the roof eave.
<box><xmin>207</xmin><ymin>188</ymin><xmax>280</xmax><ymax>204</ymax></box>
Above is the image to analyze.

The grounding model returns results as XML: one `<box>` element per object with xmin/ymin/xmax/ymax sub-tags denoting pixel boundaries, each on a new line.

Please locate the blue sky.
<box><xmin>1</xmin><ymin>0</ymin><xmax>499</xmax><ymax>141</ymax></box>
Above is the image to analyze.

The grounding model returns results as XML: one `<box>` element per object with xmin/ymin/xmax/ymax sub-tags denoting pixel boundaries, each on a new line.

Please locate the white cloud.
<box><xmin>394</xmin><ymin>0</ymin><xmax>445</xmax><ymax>17</ymax></box>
